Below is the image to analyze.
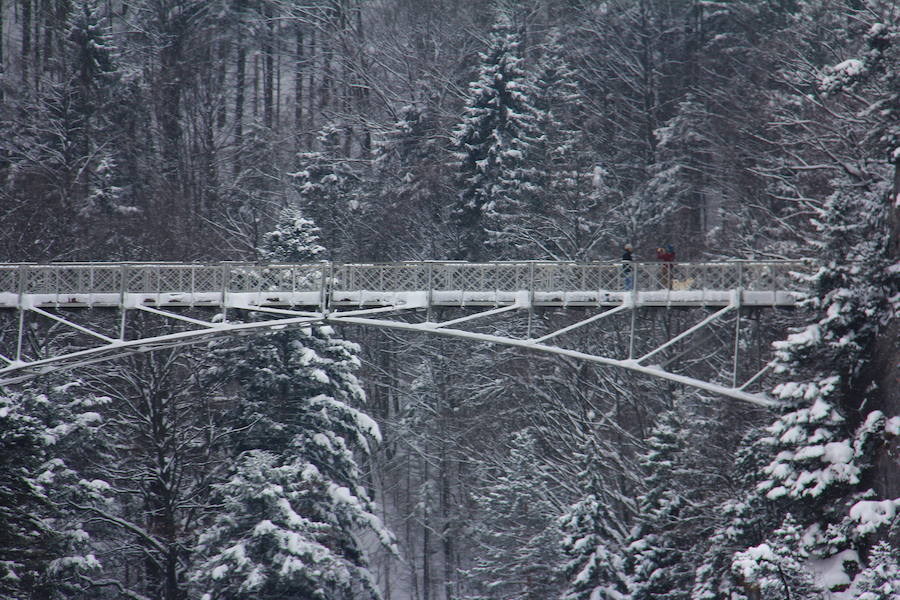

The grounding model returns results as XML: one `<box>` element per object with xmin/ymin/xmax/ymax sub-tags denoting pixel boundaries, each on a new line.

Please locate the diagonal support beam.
<box><xmin>0</xmin><ymin>352</ymin><xmax>13</xmax><ymax>365</ymax></box>
<box><xmin>426</xmin><ymin>303</ymin><xmax>522</xmax><ymax>329</ymax></box>
<box><xmin>0</xmin><ymin>314</ymin><xmax>328</xmax><ymax>386</ymax></box>
<box><xmin>324</xmin><ymin>314</ymin><xmax>782</xmax><ymax>408</ymax></box>
<box><xmin>28</xmin><ymin>306</ymin><xmax>118</xmax><ymax>344</ymax></box>
<box><xmin>738</xmin><ymin>361</ymin><xmax>775</xmax><ymax>392</ymax></box>
<box><xmin>242</xmin><ymin>303</ymin><xmax>421</xmax><ymax>320</ymax></box>
<box><xmin>134</xmin><ymin>305</ymin><xmax>220</xmax><ymax>329</ymax></box>
<box><xmin>636</xmin><ymin>304</ymin><xmax>735</xmax><ymax>365</ymax></box>
<box><xmin>532</xmin><ymin>304</ymin><xmax>631</xmax><ymax>344</ymax></box>
<box><xmin>224</xmin><ymin>304</ymin><xmax>322</xmax><ymax>318</ymax></box>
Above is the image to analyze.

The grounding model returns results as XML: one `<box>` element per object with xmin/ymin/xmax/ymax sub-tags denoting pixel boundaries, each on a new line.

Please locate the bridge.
<box><xmin>0</xmin><ymin>261</ymin><xmax>808</xmax><ymax>405</ymax></box>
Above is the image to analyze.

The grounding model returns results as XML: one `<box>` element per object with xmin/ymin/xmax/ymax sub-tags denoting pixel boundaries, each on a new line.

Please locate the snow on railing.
<box><xmin>0</xmin><ymin>260</ymin><xmax>809</xmax><ymax>306</ymax></box>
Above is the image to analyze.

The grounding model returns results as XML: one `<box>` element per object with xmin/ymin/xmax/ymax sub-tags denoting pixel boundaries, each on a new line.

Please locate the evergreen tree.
<box><xmin>370</xmin><ymin>105</ymin><xmax>454</xmax><ymax>260</ymax></box>
<box><xmin>291</xmin><ymin>127</ymin><xmax>368</xmax><ymax>261</ymax></box>
<box><xmin>559</xmin><ymin>435</ymin><xmax>631</xmax><ymax>600</ymax></box>
<box><xmin>731</xmin><ymin>514</ymin><xmax>819</xmax><ymax>599</ymax></box>
<box><xmin>193</xmin><ymin>213</ymin><xmax>393</xmax><ymax>598</ymax></box>
<box><xmin>694</xmin><ymin>4</ymin><xmax>899</xmax><ymax>596</ymax></box>
<box><xmin>516</xmin><ymin>30</ymin><xmax>612</xmax><ymax>261</ymax></box>
<box><xmin>856</xmin><ymin>540</ymin><xmax>900</xmax><ymax>600</ymax></box>
<box><xmin>259</xmin><ymin>207</ymin><xmax>326</xmax><ymax>263</ymax></box>
<box><xmin>0</xmin><ymin>383</ymin><xmax>107</xmax><ymax>599</ymax></box>
<box><xmin>451</xmin><ymin>10</ymin><xmax>542</xmax><ymax>260</ymax></box>
<box><xmin>192</xmin><ymin>449</ymin><xmax>391</xmax><ymax>600</ymax></box>
<box><xmin>625</xmin><ymin>410</ymin><xmax>697</xmax><ymax>600</ymax></box>
<box><xmin>466</xmin><ymin>428</ymin><xmax>562</xmax><ymax>599</ymax></box>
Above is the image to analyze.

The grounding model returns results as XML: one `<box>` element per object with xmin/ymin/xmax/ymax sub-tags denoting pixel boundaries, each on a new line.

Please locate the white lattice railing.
<box><xmin>0</xmin><ymin>260</ymin><xmax>808</xmax><ymax>303</ymax></box>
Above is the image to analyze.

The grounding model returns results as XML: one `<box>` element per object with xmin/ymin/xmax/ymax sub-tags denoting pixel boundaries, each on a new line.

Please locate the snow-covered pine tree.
<box><xmin>731</xmin><ymin>514</ymin><xmax>819</xmax><ymax>600</ymax></box>
<box><xmin>516</xmin><ymin>29</ymin><xmax>612</xmax><ymax>261</ymax></box>
<box><xmin>67</xmin><ymin>0</ymin><xmax>127</xmax><ymax>229</ymax></box>
<box><xmin>370</xmin><ymin>105</ymin><xmax>454</xmax><ymax>260</ymax></box>
<box><xmin>703</xmin><ymin>4</ymin><xmax>900</xmax><ymax>596</ymax></box>
<box><xmin>192</xmin><ymin>449</ymin><xmax>392</xmax><ymax>600</ymax></box>
<box><xmin>559</xmin><ymin>433</ymin><xmax>631</xmax><ymax>600</ymax></box>
<box><xmin>624</xmin><ymin>409</ymin><xmax>698</xmax><ymax>600</ymax></box>
<box><xmin>0</xmin><ymin>383</ymin><xmax>107</xmax><ymax>599</ymax></box>
<box><xmin>259</xmin><ymin>207</ymin><xmax>325</xmax><ymax>263</ymax></box>
<box><xmin>855</xmin><ymin>540</ymin><xmax>900</xmax><ymax>600</ymax></box>
<box><xmin>1</xmin><ymin>0</ymin><xmax>125</xmax><ymax>260</ymax></box>
<box><xmin>290</xmin><ymin>125</ymin><xmax>368</xmax><ymax>261</ymax></box>
<box><xmin>193</xmin><ymin>211</ymin><xmax>393</xmax><ymax>599</ymax></box>
<box><xmin>466</xmin><ymin>428</ymin><xmax>563</xmax><ymax>600</ymax></box>
<box><xmin>451</xmin><ymin>9</ymin><xmax>542</xmax><ymax>260</ymax></box>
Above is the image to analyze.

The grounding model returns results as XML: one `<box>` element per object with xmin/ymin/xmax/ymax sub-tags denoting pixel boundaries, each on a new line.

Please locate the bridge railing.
<box><xmin>0</xmin><ymin>260</ymin><xmax>809</xmax><ymax>303</ymax></box>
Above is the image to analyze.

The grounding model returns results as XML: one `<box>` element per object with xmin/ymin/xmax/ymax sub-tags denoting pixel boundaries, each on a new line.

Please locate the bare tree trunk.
<box><xmin>320</xmin><ymin>35</ymin><xmax>332</xmax><ymax>119</ymax></box>
<box><xmin>253</xmin><ymin>53</ymin><xmax>259</xmax><ymax>119</ymax></box>
<box><xmin>21</xmin><ymin>0</ymin><xmax>31</xmax><ymax>84</ymax></box>
<box><xmin>31</xmin><ymin>0</ymin><xmax>40</xmax><ymax>90</ymax></box>
<box><xmin>42</xmin><ymin>0</ymin><xmax>53</xmax><ymax>78</ymax></box>
<box><xmin>422</xmin><ymin>458</ymin><xmax>431</xmax><ymax>600</ymax></box>
<box><xmin>294</xmin><ymin>24</ymin><xmax>304</xmax><ymax>147</ymax></box>
<box><xmin>234</xmin><ymin>2</ymin><xmax>246</xmax><ymax>175</ymax></box>
<box><xmin>217</xmin><ymin>40</ymin><xmax>228</xmax><ymax>128</ymax></box>
<box><xmin>307</xmin><ymin>28</ymin><xmax>316</xmax><ymax>145</ymax></box>
<box><xmin>873</xmin><ymin>162</ymin><xmax>900</xmax><ymax>498</ymax></box>
<box><xmin>275</xmin><ymin>34</ymin><xmax>281</xmax><ymax>128</ymax></box>
<box><xmin>0</xmin><ymin>0</ymin><xmax>4</xmax><ymax>102</ymax></box>
<box><xmin>263</xmin><ymin>4</ymin><xmax>274</xmax><ymax>129</ymax></box>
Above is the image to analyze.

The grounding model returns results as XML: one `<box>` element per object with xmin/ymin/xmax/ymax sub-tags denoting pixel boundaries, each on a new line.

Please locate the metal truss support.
<box><xmin>532</xmin><ymin>303</ymin><xmax>631</xmax><ymax>344</ymax></box>
<box><xmin>425</xmin><ymin>303</ymin><xmax>521</xmax><ymax>329</ymax></box>
<box><xmin>27</xmin><ymin>306</ymin><xmax>118</xmax><ymax>343</ymax></box>
<box><xmin>0</xmin><ymin>304</ymin><xmax>417</xmax><ymax>386</ymax></box>
<box><xmin>0</xmin><ymin>296</ymin><xmax>784</xmax><ymax>408</ymax></box>
<box><xmin>322</xmin><ymin>312</ymin><xmax>781</xmax><ymax>408</ymax></box>
<box><xmin>636</xmin><ymin>304</ymin><xmax>735</xmax><ymax>365</ymax></box>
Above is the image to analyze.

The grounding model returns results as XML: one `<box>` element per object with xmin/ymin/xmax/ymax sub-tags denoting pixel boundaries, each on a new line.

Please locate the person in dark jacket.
<box><xmin>622</xmin><ymin>244</ymin><xmax>634</xmax><ymax>290</ymax></box>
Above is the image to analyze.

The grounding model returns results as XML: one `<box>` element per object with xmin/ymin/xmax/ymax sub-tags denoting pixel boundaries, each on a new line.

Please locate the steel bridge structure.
<box><xmin>0</xmin><ymin>261</ymin><xmax>809</xmax><ymax>406</ymax></box>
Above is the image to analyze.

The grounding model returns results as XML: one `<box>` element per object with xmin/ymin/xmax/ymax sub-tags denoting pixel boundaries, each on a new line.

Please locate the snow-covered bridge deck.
<box><xmin>0</xmin><ymin>260</ymin><xmax>806</xmax><ymax>310</ymax></box>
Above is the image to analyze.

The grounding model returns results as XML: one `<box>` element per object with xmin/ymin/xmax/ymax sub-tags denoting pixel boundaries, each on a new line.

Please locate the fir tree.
<box><xmin>694</xmin><ymin>5</ymin><xmax>900</xmax><ymax>596</ymax></box>
<box><xmin>0</xmin><ymin>383</ymin><xmax>107</xmax><ymax>599</ymax></box>
<box><xmin>517</xmin><ymin>30</ymin><xmax>611</xmax><ymax>261</ymax></box>
<box><xmin>451</xmin><ymin>10</ymin><xmax>542</xmax><ymax>260</ymax></box>
<box><xmin>192</xmin><ymin>450</ymin><xmax>391</xmax><ymax>600</ymax></box>
<box><xmin>625</xmin><ymin>410</ymin><xmax>697</xmax><ymax>600</ymax></box>
<box><xmin>259</xmin><ymin>207</ymin><xmax>326</xmax><ymax>263</ymax></box>
<box><xmin>193</xmin><ymin>214</ymin><xmax>393</xmax><ymax>598</ymax></box>
<box><xmin>290</xmin><ymin>125</ymin><xmax>368</xmax><ymax>261</ymax></box>
<box><xmin>370</xmin><ymin>105</ymin><xmax>454</xmax><ymax>260</ymax></box>
<box><xmin>856</xmin><ymin>540</ymin><xmax>900</xmax><ymax>600</ymax></box>
<box><xmin>467</xmin><ymin>428</ymin><xmax>562</xmax><ymax>599</ymax></box>
<box><xmin>731</xmin><ymin>514</ymin><xmax>819</xmax><ymax>600</ymax></box>
<box><xmin>559</xmin><ymin>434</ymin><xmax>631</xmax><ymax>600</ymax></box>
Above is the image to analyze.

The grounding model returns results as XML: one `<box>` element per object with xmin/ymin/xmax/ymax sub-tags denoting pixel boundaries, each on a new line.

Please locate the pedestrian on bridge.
<box><xmin>656</xmin><ymin>244</ymin><xmax>675</xmax><ymax>289</ymax></box>
<box><xmin>622</xmin><ymin>243</ymin><xmax>634</xmax><ymax>290</ymax></box>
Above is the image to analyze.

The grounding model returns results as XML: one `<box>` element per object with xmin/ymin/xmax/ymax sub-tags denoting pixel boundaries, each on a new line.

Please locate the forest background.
<box><xmin>0</xmin><ymin>0</ymin><xmax>898</xmax><ymax>599</ymax></box>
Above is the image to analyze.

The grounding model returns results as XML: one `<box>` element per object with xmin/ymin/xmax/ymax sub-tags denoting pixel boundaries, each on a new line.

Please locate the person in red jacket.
<box><xmin>656</xmin><ymin>244</ymin><xmax>675</xmax><ymax>288</ymax></box>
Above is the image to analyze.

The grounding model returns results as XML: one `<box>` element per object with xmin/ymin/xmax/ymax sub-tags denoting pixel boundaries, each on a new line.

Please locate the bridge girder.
<box><xmin>0</xmin><ymin>298</ymin><xmax>783</xmax><ymax>407</ymax></box>
<box><xmin>0</xmin><ymin>261</ymin><xmax>807</xmax><ymax>404</ymax></box>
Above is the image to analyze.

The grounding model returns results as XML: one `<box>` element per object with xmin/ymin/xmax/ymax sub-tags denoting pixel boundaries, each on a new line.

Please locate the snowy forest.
<box><xmin>1</xmin><ymin>0</ymin><xmax>899</xmax><ymax>599</ymax></box>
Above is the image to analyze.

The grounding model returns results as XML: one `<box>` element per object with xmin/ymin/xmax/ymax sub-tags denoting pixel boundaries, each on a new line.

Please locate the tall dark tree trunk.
<box><xmin>263</xmin><ymin>5</ymin><xmax>274</xmax><ymax>129</ymax></box>
<box><xmin>0</xmin><ymin>0</ymin><xmax>5</xmax><ymax>102</ymax></box>
<box><xmin>294</xmin><ymin>24</ymin><xmax>304</xmax><ymax>147</ymax></box>
<box><xmin>234</xmin><ymin>0</ymin><xmax>246</xmax><ymax>175</ymax></box>
<box><xmin>21</xmin><ymin>0</ymin><xmax>31</xmax><ymax>84</ymax></box>
<box><xmin>306</xmin><ymin>28</ymin><xmax>316</xmax><ymax>145</ymax></box>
